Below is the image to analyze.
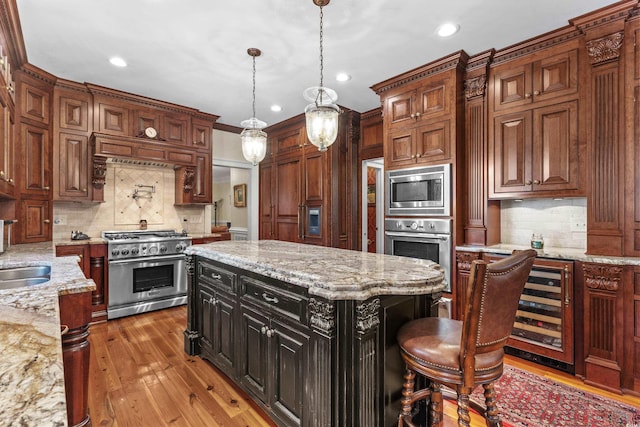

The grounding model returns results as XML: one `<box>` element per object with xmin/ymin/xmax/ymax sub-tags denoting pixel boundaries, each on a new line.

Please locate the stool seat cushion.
<box><xmin>398</xmin><ymin>317</ymin><xmax>504</xmax><ymax>377</ymax></box>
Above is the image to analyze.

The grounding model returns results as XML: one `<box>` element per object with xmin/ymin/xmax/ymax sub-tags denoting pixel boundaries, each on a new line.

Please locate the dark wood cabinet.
<box><xmin>20</xmin><ymin>199</ymin><xmax>50</xmax><ymax>242</ymax></box>
<box><xmin>59</xmin><ymin>290</ymin><xmax>92</xmax><ymax>427</ymax></box>
<box><xmin>259</xmin><ymin>111</ymin><xmax>359</xmax><ymax>249</ymax></box>
<box><xmin>191</xmin><ymin>117</ymin><xmax>212</xmax><ymax>151</ymax></box>
<box><xmin>0</xmin><ymin>93</ymin><xmax>15</xmax><ymax>197</ymax></box>
<box><xmin>174</xmin><ymin>152</ymin><xmax>212</xmax><ymax>205</ymax></box>
<box><xmin>56</xmin><ymin>243</ymin><xmax>109</xmax><ymax>322</ymax></box>
<box><xmin>488</xmin><ymin>43</ymin><xmax>584</xmax><ymax>200</ymax></box>
<box><xmin>186</xmin><ymin>255</ymin><xmax>440</xmax><ymax>427</ymax></box>
<box><xmin>20</xmin><ymin>122</ymin><xmax>51</xmax><ymax>196</ymax></box>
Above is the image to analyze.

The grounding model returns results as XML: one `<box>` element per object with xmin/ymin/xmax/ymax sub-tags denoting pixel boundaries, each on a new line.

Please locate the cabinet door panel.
<box><xmin>533</xmin><ymin>101</ymin><xmax>579</xmax><ymax>191</ymax></box>
<box><xmin>59</xmin><ymin>96</ymin><xmax>88</xmax><ymax>131</ymax></box>
<box><xmin>273</xmin><ymin>128</ymin><xmax>304</xmax><ymax>156</ymax></box>
<box><xmin>21</xmin><ymin>123</ymin><xmax>50</xmax><ymax>195</ymax></box>
<box><xmin>385</xmin><ymin>90</ymin><xmax>415</xmax><ymax>127</ymax></box>
<box><xmin>417</xmin><ymin>119</ymin><xmax>450</xmax><ymax>162</ymax></box>
<box><xmin>259</xmin><ymin>162</ymin><xmax>275</xmax><ymax>239</ymax></box>
<box><xmin>214</xmin><ymin>292</ymin><xmax>236</xmax><ymax>372</ymax></box>
<box><xmin>21</xmin><ymin>83</ymin><xmax>50</xmax><ymax>124</ymax></box>
<box><xmin>386</xmin><ymin>128</ymin><xmax>415</xmax><ymax>168</ymax></box>
<box><xmin>270</xmin><ymin>319</ymin><xmax>309</xmax><ymax>426</ymax></box>
<box><xmin>132</xmin><ymin>108</ymin><xmax>161</xmax><ymax>136</ymax></box>
<box><xmin>239</xmin><ymin>308</ymin><xmax>269</xmax><ymax>403</ymax></box>
<box><xmin>418</xmin><ymin>79</ymin><xmax>449</xmax><ymax>119</ymax></box>
<box><xmin>21</xmin><ymin>199</ymin><xmax>50</xmax><ymax>242</ymax></box>
<box><xmin>97</xmin><ymin>103</ymin><xmax>128</xmax><ymax>135</ymax></box>
<box><xmin>534</xmin><ymin>49</ymin><xmax>578</xmax><ymax>103</ymax></box>
<box><xmin>493</xmin><ymin>65</ymin><xmax>532</xmax><ymax>111</ymax></box>
<box><xmin>191</xmin><ymin>118</ymin><xmax>212</xmax><ymax>151</ymax></box>
<box><xmin>57</xmin><ymin>132</ymin><xmax>89</xmax><ymax>199</ymax></box>
<box><xmin>276</xmin><ymin>156</ymin><xmax>302</xmax><ymax>242</ymax></box>
<box><xmin>493</xmin><ymin>111</ymin><xmax>532</xmax><ymax>194</ymax></box>
<box><xmin>304</xmin><ymin>151</ymin><xmax>324</xmax><ymax>202</ymax></box>
<box><xmin>199</xmin><ymin>285</ymin><xmax>215</xmax><ymax>352</ymax></box>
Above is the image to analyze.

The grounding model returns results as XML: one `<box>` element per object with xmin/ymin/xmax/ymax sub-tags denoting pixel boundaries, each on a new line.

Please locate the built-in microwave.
<box><xmin>386</xmin><ymin>163</ymin><xmax>450</xmax><ymax>216</ymax></box>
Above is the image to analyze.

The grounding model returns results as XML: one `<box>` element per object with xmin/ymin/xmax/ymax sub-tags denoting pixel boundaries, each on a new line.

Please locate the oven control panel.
<box><xmin>108</xmin><ymin>239</ymin><xmax>191</xmax><ymax>260</ymax></box>
<box><xmin>384</xmin><ymin>218</ymin><xmax>451</xmax><ymax>234</ymax></box>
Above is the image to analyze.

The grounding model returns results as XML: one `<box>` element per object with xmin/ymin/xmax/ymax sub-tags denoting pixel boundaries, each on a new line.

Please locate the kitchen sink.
<box><xmin>0</xmin><ymin>265</ymin><xmax>51</xmax><ymax>289</ymax></box>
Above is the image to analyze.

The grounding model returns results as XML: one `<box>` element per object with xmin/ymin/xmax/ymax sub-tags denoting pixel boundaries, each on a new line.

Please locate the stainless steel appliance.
<box><xmin>103</xmin><ymin>229</ymin><xmax>191</xmax><ymax>319</ymax></box>
<box><xmin>386</xmin><ymin>164</ymin><xmax>450</xmax><ymax>216</ymax></box>
<box><xmin>384</xmin><ymin>218</ymin><xmax>451</xmax><ymax>292</ymax></box>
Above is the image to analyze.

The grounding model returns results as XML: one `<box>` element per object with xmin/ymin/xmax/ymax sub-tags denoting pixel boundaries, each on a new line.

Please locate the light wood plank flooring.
<box><xmin>88</xmin><ymin>306</ymin><xmax>639</xmax><ymax>426</ymax></box>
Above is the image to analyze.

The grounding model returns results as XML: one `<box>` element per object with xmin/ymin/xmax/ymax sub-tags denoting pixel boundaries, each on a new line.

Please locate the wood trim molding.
<box><xmin>583</xmin><ymin>263</ymin><xmax>623</xmax><ymax>291</ymax></box>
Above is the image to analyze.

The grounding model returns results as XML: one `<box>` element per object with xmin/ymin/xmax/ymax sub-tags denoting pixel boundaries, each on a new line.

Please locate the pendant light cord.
<box><xmin>252</xmin><ymin>54</ymin><xmax>257</xmax><ymax>119</ymax></box>
<box><xmin>318</xmin><ymin>4</ymin><xmax>324</xmax><ymax>105</ymax></box>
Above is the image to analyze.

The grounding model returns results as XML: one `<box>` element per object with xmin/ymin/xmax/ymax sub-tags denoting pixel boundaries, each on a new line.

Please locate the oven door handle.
<box><xmin>108</xmin><ymin>254</ymin><xmax>186</xmax><ymax>265</ymax></box>
<box><xmin>384</xmin><ymin>231</ymin><xmax>450</xmax><ymax>241</ymax></box>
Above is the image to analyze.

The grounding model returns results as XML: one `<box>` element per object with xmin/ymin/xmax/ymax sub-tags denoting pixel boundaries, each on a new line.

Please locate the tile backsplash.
<box><xmin>501</xmin><ymin>198</ymin><xmax>586</xmax><ymax>249</ymax></box>
<box><xmin>53</xmin><ymin>162</ymin><xmax>207</xmax><ymax>240</ymax></box>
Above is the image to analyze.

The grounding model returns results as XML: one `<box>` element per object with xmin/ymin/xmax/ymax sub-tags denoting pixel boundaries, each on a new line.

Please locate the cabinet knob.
<box><xmin>43</xmin><ymin>186</ymin><xmax>50</xmax><ymax>191</ymax></box>
<box><xmin>411</xmin><ymin>155</ymin><xmax>416</xmax><ymax>159</ymax></box>
<box><xmin>266</xmin><ymin>329</ymin><xmax>274</xmax><ymax>338</ymax></box>
<box><xmin>533</xmin><ymin>90</ymin><xmax>540</xmax><ymax>96</ymax></box>
<box><xmin>82</xmin><ymin>188</ymin><xmax>87</xmax><ymax>192</ymax></box>
<box><xmin>526</xmin><ymin>180</ymin><xmax>532</xmax><ymax>185</ymax></box>
<box><xmin>261</xmin><ymin>326</ymin><xmax>268</xmax><ymax>335</ymax></box>
<box><xmin>416</xmin><ymin>153</ymin><xmax>422</xmax><ymax>158</ymax></box>
<box><xmin>43</xmin><ymin>219</ymin><xmax>50</xmax><ymax>224</ymax></box>
<box><xmin>0</xmin><ymin>170</ymin><xmax>4</xmax><ymax>177</ymax></box>
<box><xmin>415</xmin><ymin>112</ymin><xmax>421</xmax><ymax>118</ymax></box>
<box><xmin>524</xmin><ymin>93</ymin><xmax>531</xmax><ymax>98</ymax></box>
<box><xmin>7</xmin><ymin>178</ymin><xmax>12</xmax><ymax>183</ymax></box>
<box><xmin>533</xmin><ymin>179</ymin><xmax>540</xmax><ymax>185</ymax></box>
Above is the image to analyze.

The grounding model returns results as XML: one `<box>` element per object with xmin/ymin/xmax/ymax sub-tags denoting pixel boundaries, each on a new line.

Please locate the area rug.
<box><xmin>469</xmin><ymin>365</ymin><xmax>640</xmax><ymax>427</ymax></box>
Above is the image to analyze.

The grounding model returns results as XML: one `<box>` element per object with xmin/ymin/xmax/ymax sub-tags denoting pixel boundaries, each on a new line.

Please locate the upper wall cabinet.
<box><xmin>191</xmin><ymin>117</ymin><xmax>212</xmax><ymax>151</ymax></box>
<box><xmin>372</xmin><ymin>51</ymin><xmax>467</xmax><ymax>171</ymax></box>
<box><xmin>488</xmin><ymin>40</ymin><xmax>585</xmax><ymax>199</ymax></box>
<box><xmin>493</xmin><ymin>49</ymin><xmax>578</xmax><ymax>112</ymax></box>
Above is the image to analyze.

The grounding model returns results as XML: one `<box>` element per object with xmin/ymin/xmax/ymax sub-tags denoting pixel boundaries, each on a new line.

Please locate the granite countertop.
<box><xmin>185</xmin><ymin>240</ymin><xmax>444</xmax><ymax>300</ymax></box>
<box><xmin>456</xmin><ymin>243</ymin><xmax>640</xmax><ymax>266</ymax></box>
<box><xmin>0</xmin><ymin>242</ymin><xmax>96</xmax><ymax>427</ymax></box>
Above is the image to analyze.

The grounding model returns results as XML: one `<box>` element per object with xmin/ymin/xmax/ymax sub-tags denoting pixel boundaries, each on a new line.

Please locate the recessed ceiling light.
<box><xmin>109</xmin><ymin>57</ymin><xmax>127</xmax><ymax>67</ymax></box>
<box><xmin>270</xmin><ymin>104</ymin><xmax>282</xmax><ymax>112</ymax></box>
<box><xmin>336</xmin><ymin>73</ymin><xmax>351</xmax><ymax>82</ymax></box>
<box><xmin>436</xmin><ymin>22</ymin><xmax>460</xmax><ymax>38</ymax></box>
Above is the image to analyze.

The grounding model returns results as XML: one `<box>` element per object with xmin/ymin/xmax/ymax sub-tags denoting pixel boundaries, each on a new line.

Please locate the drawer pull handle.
<box><xmin>210</xmin><ymin>273</ymin><xmax>221</xmax><ymax>280</ymax></box>
<box><xmin>60</xmin><ymin>325</ymin><xmax>69</xmax><ymax>336</ymax></box>
<box><xmin>262</xmin><ymin>293</ymin><xmax>279</xmax><ymax>304</ymax></box>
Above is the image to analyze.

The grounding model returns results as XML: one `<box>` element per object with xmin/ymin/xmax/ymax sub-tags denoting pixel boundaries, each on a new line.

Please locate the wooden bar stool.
<box><xmin>397</xmin><ymin>249</ymin><xmax>537</xmax><ymax>427</ymax></box>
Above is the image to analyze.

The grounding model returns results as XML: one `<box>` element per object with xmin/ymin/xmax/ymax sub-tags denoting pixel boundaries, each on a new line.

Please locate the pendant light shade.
<box><xmin>241</xmin><ymin>48</ymin><xmax>267</xmax><ymax>166</ymax></box>
<box><xmin>304</xmin><ymin>0</ymin><xmax>339</xmax><ymax>152</ymax></box>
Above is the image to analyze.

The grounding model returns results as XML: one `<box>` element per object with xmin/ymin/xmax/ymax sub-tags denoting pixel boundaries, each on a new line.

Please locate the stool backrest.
<box><xmin>460</xmin><ymin>250</ymin><xmax>537</xmax><ymax>379</ymax></box>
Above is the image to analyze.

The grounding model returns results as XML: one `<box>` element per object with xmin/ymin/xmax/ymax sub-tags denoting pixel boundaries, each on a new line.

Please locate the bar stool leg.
<box><xmin>456</xmin><ymin>390</ymin><xmax>471</xmax><ymax>427</ymax></box>
<box><xmin>483</xmin><ymin>382</ymin><xmax>501</xmax><ymax>427</ymax></box>
<box><xmin>398</xmin><ymin>368</ymin><xmax>416</xmax><ymax>427</ymax></box>
<box><xmin>428</xmin><ymin>382</ymin><xmax>443</xmax><ymax>427</ymax></box>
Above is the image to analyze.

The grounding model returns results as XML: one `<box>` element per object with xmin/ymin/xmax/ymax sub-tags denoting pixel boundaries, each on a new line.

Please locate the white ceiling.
<box><xmin>16</xmin><ymin>0</ymin><xmax>614</xmax><ymax>128</ymax></box>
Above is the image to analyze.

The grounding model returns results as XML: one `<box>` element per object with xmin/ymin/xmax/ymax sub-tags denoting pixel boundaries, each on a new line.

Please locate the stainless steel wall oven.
<box><xmin>103</xmin><ymin>230</ymin><xmax>191</xmax><ymax>319</ymax></box>
<box><xmin>384</xmin><ymin>218</ymin><xmax>451</xmax><ymax>292</ymax></box>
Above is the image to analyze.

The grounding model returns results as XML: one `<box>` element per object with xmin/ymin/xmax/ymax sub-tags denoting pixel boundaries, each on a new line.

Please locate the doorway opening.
<box><xmin>211</xmin><ymin>160</ymin><xmax>258</xmax><ymax>240</ymax></box>
<box><xmin>361</xmin><ymin>158</ymin><xmax>384</xmax><ymax>253</ymax></box>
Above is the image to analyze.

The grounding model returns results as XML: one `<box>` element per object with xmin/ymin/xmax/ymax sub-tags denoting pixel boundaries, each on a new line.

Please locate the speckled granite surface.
<box><xmin>185</xmin><ymin>240</ymin><xmax>445</xmax><ymax>300</ymax></box>
<box><xmin>456</xmin><ymin>244</ymin><xmax>640</xmax><ymax>265</ymax></box>
<box><xmin>0</xmin><ymin>242</ymin><xmax>96</xmax><ymax>427</ymax></box>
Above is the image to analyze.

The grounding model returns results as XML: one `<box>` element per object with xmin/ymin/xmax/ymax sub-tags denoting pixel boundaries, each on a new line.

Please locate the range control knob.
<box><xmin>131</xmin><ymin>248</ymin><xmax>139</xmax><ymax>255</ymax></box>
<box><xmin>160</xmin><ymin>245</ymin><xmax>167</xmax><ymax>253</ymax></box>
<box><xmin>111</xmin><ymin>249</ymin><xmax>120</xmax><ymax>256</ymax></box>
<box><xmin>121</xmin><ymin>249</ymin><xmax>129</xmax><ymax>255</ymax></box>
<box><xmin>410</xmin><ymin>222</ymin><xmax>419</xmax><ymax>230</ymax></box>
<box><xmin>175</xmin><ymin>244</ymin><xmax>184</xmax><ymax>252</ymax></box>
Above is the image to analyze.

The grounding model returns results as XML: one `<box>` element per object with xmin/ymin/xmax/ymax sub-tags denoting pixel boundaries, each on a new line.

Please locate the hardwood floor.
<box><xmin>88</xmin><ymin>306</ymin><xmax>639</xmax><ymax>427</ymax></box>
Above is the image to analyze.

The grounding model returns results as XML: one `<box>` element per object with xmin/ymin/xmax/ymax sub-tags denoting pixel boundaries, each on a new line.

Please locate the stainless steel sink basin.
<box><xmin>0</xmin><ymin>265</ymin><xmax>51</xmax><ymax>289</ymax></box>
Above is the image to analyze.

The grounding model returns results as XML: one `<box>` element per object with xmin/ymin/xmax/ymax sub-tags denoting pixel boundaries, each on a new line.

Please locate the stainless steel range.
<box><xmin>103</xmin><ymin>229</ymin><xmax>191</xmax><ymax>319</ymax></box>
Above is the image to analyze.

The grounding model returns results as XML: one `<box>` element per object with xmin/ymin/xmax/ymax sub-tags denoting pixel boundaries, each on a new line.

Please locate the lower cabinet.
<box><xmin>186</xmin><ymin>256</ymin><xmax>439</xmax><ymax>427</ymax></box>
<box><xmin>59</xmin><ymin>290</ymin><xmax>92</xmax><ymax>427</ymax></box>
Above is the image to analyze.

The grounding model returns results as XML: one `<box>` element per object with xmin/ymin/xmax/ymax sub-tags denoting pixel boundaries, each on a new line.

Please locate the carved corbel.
<box><xmin>183</xmin><ymin>167</ymin><xmax>195</xmax><ymax>193</ymax></box>
<box><xmin>92</xmin><ymin>156</ymin><xmax>107</xmax><ymax>189</ymax></box>
<box><xmin>586</xmin><ymin>32</ymin><xmax>624</xmax><ymax>66</ymax></box>
<box><xmin>355</xmin><ymin>298</ymin><xmax>380</xmax><ymax>334</ymax></box>
<box><xmin>464</xmin><ymin>75</ymin><xmax>487</xmax><ymax>99</ymax></box>
<box><xmin>456</xmin><ymin>251</ymin><xmax>481</xmax><ymax>271</ymax></box>
<box><xmin>309</xmin><ymin>298</ymin><xmax>336</xmax><ymax>334</ymax></box>
<box><xmin>583</xmin><ymin>263</ymin><xmax>622</xmax><ymax>291</ymax></box>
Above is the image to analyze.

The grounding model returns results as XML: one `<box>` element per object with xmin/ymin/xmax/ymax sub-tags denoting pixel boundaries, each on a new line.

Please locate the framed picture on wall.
<box><xmin>234</xmin><ymin>184</ymin><xmax>246</xmax><ymax>207</ymax></box>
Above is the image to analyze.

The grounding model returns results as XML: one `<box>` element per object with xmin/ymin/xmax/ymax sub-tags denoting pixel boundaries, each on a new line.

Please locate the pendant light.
<box><xmin>240</xmin><ymin>48</ymin><xmax>267</xmax><ymax>166</ymax></box>
<box><xmin>303</xmin><ymin>0</ymin><xmax>339</xmax><ymax>152</ymax></box>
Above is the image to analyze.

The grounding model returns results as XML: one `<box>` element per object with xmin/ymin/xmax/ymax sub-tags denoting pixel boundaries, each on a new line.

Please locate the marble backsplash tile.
<box><xmin>52</xmin><ymin>163</ymin><xmax>207</xmax><ymax>239</ymax></box>
<box><xmin>501</xmin><ymin>198</ymin><xmax>586</xmax><ymax>250</ymax></box>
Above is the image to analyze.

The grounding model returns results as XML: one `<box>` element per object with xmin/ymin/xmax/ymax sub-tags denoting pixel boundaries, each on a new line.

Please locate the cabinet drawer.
<box><xmin>198</xmin><ymin>261</ymin><xmax>236</xmax><ymax>294</ymax></box>
<box><xmin>241</xmin><ymin>276</ymin><xmax>307</xmax><ymax>323</ymax></box>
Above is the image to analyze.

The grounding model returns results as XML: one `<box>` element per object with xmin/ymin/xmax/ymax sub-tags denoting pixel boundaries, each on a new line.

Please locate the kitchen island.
<box><xmin>184</xmin><ymin>240</ymin><xmax>444</xmax><ymax>427</ymax></box>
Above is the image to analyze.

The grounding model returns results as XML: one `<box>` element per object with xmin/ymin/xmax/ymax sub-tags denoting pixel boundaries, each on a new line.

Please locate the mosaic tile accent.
<box><xmin>114</xmin><ymin>166</ymin><xmax>164</xmax><ymax>225</ymax></box>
